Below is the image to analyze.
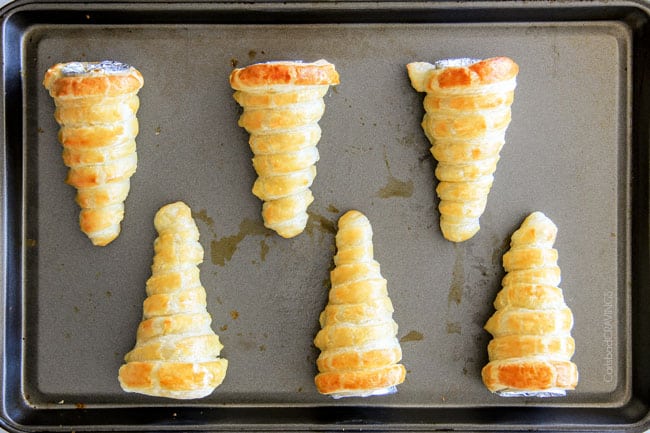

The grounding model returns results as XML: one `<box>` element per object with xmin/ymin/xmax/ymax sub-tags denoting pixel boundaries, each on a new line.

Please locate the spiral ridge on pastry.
<box><xmin>482</xmin><ymin>212</ymin><xmax>578</xmax><ymax>396</ymax></box>
<box><xmin>314</xmin><ymin>210</ymin><xmax>405</xmax><ymax>398</ymax></box>
<box><xmin>407</xmin><ymin>57</ymin><xmax>518</xmax><ymax>242</ymax></box>
<box><xmin>43</xmin><ymin>61</ymin><xmax>144</xmax><ymax>246</ymax></box>
<box><xmin>119</xmin><ymin>202</ymin><xmax>227</xmax><ymax>399</ymax></box>
<box><xmin>230</xmin><ymin>60</ymin><xmax>339</xmax><ymax>238</ymax></box>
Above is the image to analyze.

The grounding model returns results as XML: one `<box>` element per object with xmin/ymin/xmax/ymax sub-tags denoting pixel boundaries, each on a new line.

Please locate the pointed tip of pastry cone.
<box><xmin>156</xmin><ymin>200</ymin><xmax>192</xmax><ymax>215</ymax></box>
<box><xmin>154</xmin><ymin>201</ymin><xmax>193</xmax><ymax>230</ymax></box>
<box><xmin>79</xmin><ymin>204</ymin><xmax>124</xmax><ymax>246</ymax></box>
<box><xmin>87</xmin><ymin>226</ymin><xmax>121</xmax><ymax>246</ymax></box>
<box><xmin>266</xmin><ymin>218</ymin><xmax>307</xmax><ymax>239</ymax></box>
<box><xmin>440</xmin><ymin>220</ymin><xmax>480</xmax><ymax>242</ymax></box>
<box><xmin>337</xmin><ymin>210</ymin><xmax>373</xmax><ymax>235</ymax></box>
<box><xmin>339</xmin><ymin>209</ymin><xmax>369</xmax><ymax>227</ymax></box>
<box><xmin>510</xmin><ymin>212</ymin><xmax>557</xmax><ymax>248</ymax></box>
<box><xmin>261</xmin><ymin>190</ymin><xmax>313</xmax><ymax>238</ymax></box>
<box><xmin>334</xmin><ymin>210</ymin><xmax>375</xmax><ymax>260</ymax></box>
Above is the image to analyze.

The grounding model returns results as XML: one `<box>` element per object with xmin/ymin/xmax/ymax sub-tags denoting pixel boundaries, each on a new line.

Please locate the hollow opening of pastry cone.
<box><xmin>314</xmin><ymin>210</ymin><xmax>406</xmax><ymax>398</ymax></box>
<box><xmin>42</xmin><ymin>60</ymin><xmax>144</xmax><ymax>246</ymax></box>
<box><xmin>406</xmin><ymin>56</ymin><xmax>518</xmax><ymax>243</ymax></box>
<box><xmin>328</xmin><ymin>385</ymin><xmax>398</xmax><ymax>399</ymax></box>
<box><xmin>432</xmin><ymin>58</ymin><xmax>482</xmax><ymax>69</ymax></box>
<box><xmin>230</xmin><ymin>60</ymin><xmax>339</xmax><ymax>238</ymax></box>
<box><xmin>496</xmin><ymin>389</ymin><xmax>567</xmax><ymax>398</ymax></box>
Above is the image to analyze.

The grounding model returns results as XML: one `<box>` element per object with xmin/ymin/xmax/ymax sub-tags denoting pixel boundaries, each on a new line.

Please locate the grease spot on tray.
<box><xmin>448</xmin><ymin>244</ymin><xmax>464</xmax><ymax>306</ymax></box>
<box><xmin>305</xmin><ymin>212</ymin><xmax>336</xmax><ymax>237</ymax></box>
<box><xmin>233</xmin><ymin>332</ymin><xmax>258</xmax><ymax>352</ymax></box>
<box><xmin>378</xmin><ymin>176</ymin><xmax>414</xmax><ymax>198</ymax></box>
<box><xmin>193</xmin><ymin>209</ymin><xmax>214</xmax><ymax>228</ymax></box>
<box><xmin>248</xmin><ymin>49</ymin><xmax>266</xmax><ymax>60</ymax></box>
<box><xmin>446</xmin><ymin>322</ymin><xmax>462</xmax><ymax>334</ymax></box>
<box><xmin>377</xmin><ymin>149</ymin><xmax>413</xmax><ymax>199</ymax></box>
<box><xmin>400</xmin><ymin>330</ymin><xmax>423</xmax><ymax>342</ymax></box>
<box><xmin>326</xmin><ymin>204</ymin><xmax>340</xmax><ymax>214</ymax></box>
<box><xmin>230</xmin><ymin>310</ymin><xmax>239</xmax><ymax>320</ymax></box>
<box><xmin>210</xmin><ymin>218</ymin><xmax>270</xmax><ymax>266</ymax></box>
<box><xmin>260</xmin><ymin>239</ymin><xmax>270</xmax><ymax>262</ymax></box>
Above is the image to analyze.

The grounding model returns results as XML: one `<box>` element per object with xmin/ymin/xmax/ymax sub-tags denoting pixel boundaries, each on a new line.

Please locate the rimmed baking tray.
<box><xmin>2</xmin><ymin>0</ymin><xmax>650</xmax><ymax>431</ymax></box>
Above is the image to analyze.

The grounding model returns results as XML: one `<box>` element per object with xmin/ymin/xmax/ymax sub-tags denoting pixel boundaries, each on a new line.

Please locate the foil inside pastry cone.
<box><xmin>496</xmin><ymin>389</ymin><xmax>567</xmax><ymax>398</ymax></box>
<box><xmin>481</xmin><ymin>212</ymin><xmax>578</xmax><ymax>396</ymax></box>
<box><xmin>406</xmin><ymin>57</ymin><xmax>518</xmax><ymax>242</ymax></box>
<box><xmin>118</xmin><ymin>202</ymin><xmax>228</xmax><ymax>399</ymax></box>
<box><xmin>43</xmin><ymin>61</ymin><xmax>144</xmax><ymax>246</ymax></box>
<box><xmin>314</xmin><ymin>210</ymin><xmax>406</xmax><ymax>398</ymax></box>
<box><xmin>230</xmin><ymin>60</ymin><xmax>339</xmax><ymax>238</ymax></box>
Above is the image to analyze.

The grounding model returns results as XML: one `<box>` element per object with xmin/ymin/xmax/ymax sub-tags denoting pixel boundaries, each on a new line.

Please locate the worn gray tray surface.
<box><xmin>2</xmin><ymin>0</ymin><xmax>650</xmax><ymax>431</ymax></box>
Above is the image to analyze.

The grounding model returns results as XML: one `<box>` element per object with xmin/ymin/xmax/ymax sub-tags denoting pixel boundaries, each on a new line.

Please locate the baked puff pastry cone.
<box><xmin>43</xmin><ymin>61</ymin><xmax>144</xmax><ymax>246</ymax></box>
<box><xmin>118</xmin><ymin>201</ymin><xmax>228</xmax><ymax>399</ymax></box>
<box><xmin>407</xmin><ymin>57</ymin><xmax>518</xmax><ymax>242</ymax></box>
<box><xmin>230</xmin><ymin>60</ymin><xmax>340</xmax><ymax>238</ymax></box>
<box><xmin>482</xmin><ymin>212</ymin><xmax>578</xmax><ymax>396</ymax></box>
<box><xmin>314</xmin><ymin>210</ymin><xmax>406</xmax><ymax>398</ymax></box>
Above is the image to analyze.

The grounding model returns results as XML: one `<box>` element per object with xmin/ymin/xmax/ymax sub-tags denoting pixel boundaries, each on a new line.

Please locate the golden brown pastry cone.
<box><xmin>118</xmin><ymin>202</ymin><xmax>227</xmax><ymax>399</ymax></box>
<box><xmin>43</xmin><ymin>61</ymin><xmax>144</xmax><ymax>246</ymax></box>
<box><xmin>314</xmin><ymin>210</ymin><xmax>405</xmax><ymax>398</ymax></box>
<box><xmin>230</xmin><ymin>60</ymin><xmax>339</xmax><ymax>238</ymax></box>
<box><xmin>406</xmin><ymin>57</ymin><xmax>518</xmax><ymax>242</ymax></box>
<box><xmin>482</xmin><ymin>212</ymin><xmax>578</xmax><ymax>396</ymax></box>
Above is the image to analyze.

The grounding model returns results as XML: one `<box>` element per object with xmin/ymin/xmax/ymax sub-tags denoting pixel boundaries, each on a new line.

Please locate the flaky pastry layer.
<box><xmin>119</xmin><ymin>202</ymin><xmax>227</xmax><ymax>399</ymax></box>
<box><xmin>230</xmin><ymin>60</ymin><xmax>338</xmax><ymax>238</ymax></box>
<box><xmin>42</xmin><ymin>61</ymin><xmax>144</xmax><ymax>246</ymax></box>
<box><xmin>482</xmin><ymin>212</ymin><xmax>578</xmax><ymax>395</ymax></box>
<box><xmin>314</xmin><ymin>210</ymin><xmax>405</xmax><ymax>397</ymax></box>
<box><xmin>407</xmin><ymin>57</ymin><xmax>518</xmax><ymax>242</ymax></box>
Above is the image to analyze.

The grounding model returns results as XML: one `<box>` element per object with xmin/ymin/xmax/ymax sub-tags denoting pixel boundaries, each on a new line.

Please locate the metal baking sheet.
<box><xmin>2</xmin><ymin>0</ymin><xmax>650</xmax><ymax>431</ymax></box>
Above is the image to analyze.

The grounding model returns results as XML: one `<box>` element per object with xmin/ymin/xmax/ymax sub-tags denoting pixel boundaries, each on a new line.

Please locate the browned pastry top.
<box><xmin>429</xmin><ymin>57</ymin><xmax>518</xmax><ymax>89</ymax></box>
<box><xmin>43</xmin><ymin>61</ymin><xmax>144</xmax><ymax>98</ymax></box>
<box><xmin>230</xmin><ymin>60</ymin><xmax>340</xmax><ymax>90</ymax></box>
